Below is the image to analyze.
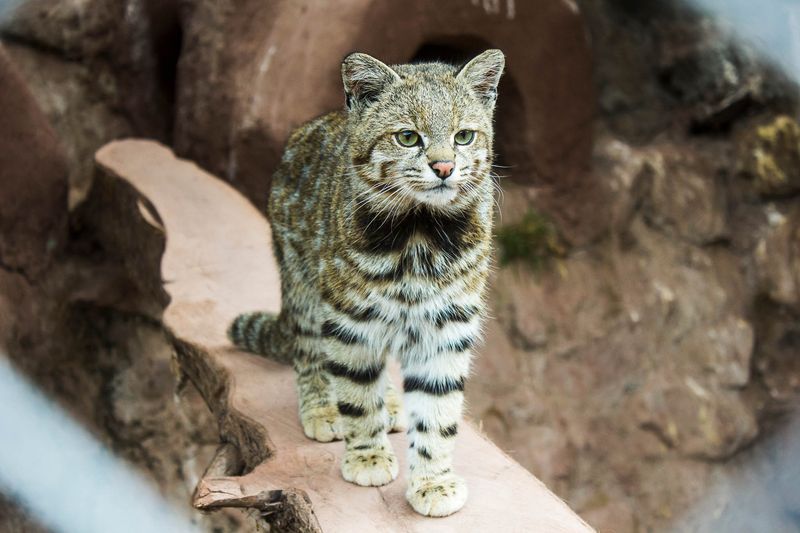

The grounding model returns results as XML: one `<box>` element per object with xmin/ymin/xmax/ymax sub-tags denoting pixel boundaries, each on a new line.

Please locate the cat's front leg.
<box><xmin>325</xmin><ymin>340</ymin><xmax>398</xmax><ymax>487</ymax></box>
<box><xmin>401</xmin><ymin>349</ymin><xmax>471</xmax><ymax>517</ymax></box>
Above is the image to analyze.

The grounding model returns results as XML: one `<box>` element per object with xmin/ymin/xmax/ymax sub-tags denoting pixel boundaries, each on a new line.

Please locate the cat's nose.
<box><xmin>430</xmin><ymin>160</ymin><xmax>455</xmax><ymax>179</ymax></box>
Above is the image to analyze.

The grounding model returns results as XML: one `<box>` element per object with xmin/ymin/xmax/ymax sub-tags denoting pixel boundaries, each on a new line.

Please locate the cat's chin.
<box><xmin>412</xmin><ymin>186</ymin><xmax>459</xmax><ymax>208</ymax></box>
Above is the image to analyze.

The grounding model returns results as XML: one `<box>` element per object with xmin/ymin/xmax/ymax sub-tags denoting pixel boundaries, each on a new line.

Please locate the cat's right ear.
<box><xmin>341</xmin><ymin>53</ymin><xmax>401</xmax><ymax>112</ymax></box>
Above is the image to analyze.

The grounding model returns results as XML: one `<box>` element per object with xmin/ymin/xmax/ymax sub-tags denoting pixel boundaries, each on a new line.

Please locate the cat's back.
<box><xmin>268</xmin><ymin>110</ymin><xmax>348</xmax><ymax>227</ymax></box>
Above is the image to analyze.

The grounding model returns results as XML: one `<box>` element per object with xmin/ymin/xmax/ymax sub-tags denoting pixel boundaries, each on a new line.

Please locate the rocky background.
<box><xmin>1</xmin><ymin>0</ymin><xmax>800</xmax><ymax>532</ymax></box>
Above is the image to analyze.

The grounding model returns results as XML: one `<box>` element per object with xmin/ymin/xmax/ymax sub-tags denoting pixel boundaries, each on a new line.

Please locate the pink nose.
<box><xmin>430</xmin><ymin>160</ymin><xmax>455</xmax><ymax>179</ymax></box>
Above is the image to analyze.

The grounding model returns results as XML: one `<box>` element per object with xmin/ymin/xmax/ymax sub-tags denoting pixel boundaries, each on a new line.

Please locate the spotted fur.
<box><xmin>228</xmin><ymin>49</ymin><xmax>504</xmax><ymax>517</ymax></box>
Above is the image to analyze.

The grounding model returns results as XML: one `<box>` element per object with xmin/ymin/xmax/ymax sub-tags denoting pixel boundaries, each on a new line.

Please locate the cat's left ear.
<box><xmin>341</xmin><ymin>52</ymin><xmax>401</xmax><ymax>112</ymax></box>
<box><xmin>456</xmin><ymin>49</ymin><xmax>505</xmax><ymax>109</ymax></box>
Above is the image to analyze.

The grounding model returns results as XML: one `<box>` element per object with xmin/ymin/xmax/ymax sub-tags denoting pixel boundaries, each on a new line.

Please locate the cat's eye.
<box><xmin>454</xmin><ymin>130</ymin><xmax>476</xmax><ymax>145</ymax></box>
<box><xmin>395</xmin><ymin>130</ymin><xmax>421</xmax><ymax>147</ymax></box>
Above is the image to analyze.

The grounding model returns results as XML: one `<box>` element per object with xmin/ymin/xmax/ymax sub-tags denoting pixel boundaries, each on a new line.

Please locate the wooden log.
<box><xmin>95</xmin><ymin>139</ymin><xmax>594</xmax><ymax>532</ymax></box>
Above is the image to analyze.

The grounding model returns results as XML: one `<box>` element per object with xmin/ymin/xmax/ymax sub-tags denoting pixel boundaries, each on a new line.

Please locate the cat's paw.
<box><xmin>386</xmin><ymin>387</ymin><xmax>406</xmax><ymax>433</ymax></box>
<box><xmin>300</xmin><ymin>405</ymin><xmax>342</xmax><ymax>442</ymax></box>
<box><xmin>341</xmin><ymin>446</ymin><xmax>399</xmax><ymax>487</ymax></box>
<box><xmin>406</xmin><ymin>474</ymin><xmax>468</xmax><ymax>517</ymax></box>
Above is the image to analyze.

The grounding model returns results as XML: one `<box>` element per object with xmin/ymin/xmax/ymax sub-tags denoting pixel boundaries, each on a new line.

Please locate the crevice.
<box><xmin>0</xmin><ymin>32</ymin><xmax>84</xmax><ymax>62</ymax></box>
<box><xmin>0</xmin><ymin>256</ymin><xmax>33</xmax><ymax>285</ymax></box>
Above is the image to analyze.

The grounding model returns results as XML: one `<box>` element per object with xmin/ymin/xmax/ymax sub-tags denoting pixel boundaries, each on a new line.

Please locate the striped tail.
<box><xmin>227</xmin><ymin>312</ymin><xmax>295</xmax><ymax>364</ymax></box>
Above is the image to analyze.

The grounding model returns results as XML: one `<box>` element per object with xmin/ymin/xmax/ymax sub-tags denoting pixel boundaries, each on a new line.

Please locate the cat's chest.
<box><xmin>361</xmin><ymin>283</ymin><xmax>483</xmax><ymax>359</ymax></box>
<box><xmin>354</xmin><ymin>204</ymin><xmax>483</xmax><ymax>259</ymax></box>
<box><xmin>370</xmin><ymin>244</ymin><xmax>485</xmax><ymax>322</ymax></box>
<box><xmin>340</xmin><ymin>226</ymin><xmax>490</xmax><ymax>306</ymax></box>
<box><xmin>327</xmin><ymin>240</ymin><xmax>487</xmax><ymax>357</ymax></box>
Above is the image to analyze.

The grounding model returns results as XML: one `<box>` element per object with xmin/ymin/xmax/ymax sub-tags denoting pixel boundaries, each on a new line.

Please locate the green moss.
<box><xmin>495</xmin><ymin>209</ymin><xmax>566</xmax><ymax>271</ymax></box>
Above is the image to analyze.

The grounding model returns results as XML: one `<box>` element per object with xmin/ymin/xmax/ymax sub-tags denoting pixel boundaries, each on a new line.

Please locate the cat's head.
<box><xmin>342</xmin><ymin>49</ymin><xmax>504</xmax><ymax>212</ymax></box>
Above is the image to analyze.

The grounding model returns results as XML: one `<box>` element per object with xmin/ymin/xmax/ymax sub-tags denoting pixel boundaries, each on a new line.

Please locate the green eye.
<box><xmin>454</xmin><ymin>130</ymin><xmax>476</xmax><ymax>145</ymax></box>
<box><xmin>395</xmin><ymin>130</ymin><xmax>421</xmax><ymax>147</ymax></box>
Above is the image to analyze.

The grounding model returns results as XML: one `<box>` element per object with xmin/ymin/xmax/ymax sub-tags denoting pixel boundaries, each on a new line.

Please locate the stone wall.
<box><xmin>466</xmin><ymin>3</ymin><xmax>800</xmax><ymax>531</ymax></box>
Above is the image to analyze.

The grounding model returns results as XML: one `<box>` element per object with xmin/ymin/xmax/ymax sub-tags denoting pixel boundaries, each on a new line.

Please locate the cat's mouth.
<box><xmin>415</xmin><ymin>181</ymin><xmax>458</xmax><ymax>206</ymax></box>
<box><xmin>424</xmin><ymin>178</ymin><xmax>460</xmax><ymax>192</ymax></box>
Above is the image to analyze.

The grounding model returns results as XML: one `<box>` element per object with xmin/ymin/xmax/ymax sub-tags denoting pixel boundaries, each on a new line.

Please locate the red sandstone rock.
<box><xmin>755</xmin><ymin>204</ymin><xmax>800</xmax><ymax>309</ymax></box>
<box><xmin>2</xmin><ymin>0</ymin><xmax>180</xmax><ymax>207</ymax></box>
<box><xmin>642</xmin><ymin>141</ymin><xmax>729</xmax><ymax>245</ymax></box>
<box><xmin>0</xmin><ymin>44</ymin><xmax>68</xmax><ymax>280</ymax></box>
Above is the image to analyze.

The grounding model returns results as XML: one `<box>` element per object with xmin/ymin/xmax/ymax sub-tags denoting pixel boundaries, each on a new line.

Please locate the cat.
<box><xmin>228</xmin><ymin>49</ymin><xmax>504</xmax><ymax>517</ymax></box>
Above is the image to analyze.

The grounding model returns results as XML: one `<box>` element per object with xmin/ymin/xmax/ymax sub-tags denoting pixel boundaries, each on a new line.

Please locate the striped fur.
<box><xmin>228</xmin><ymin>312</ymin><xmax>294</xmax><ymax>364</ymax></box>
<box><xmin>228</xmin><ymin>50</ymin><xmax>504</xmax><ymax>517</ymax></box>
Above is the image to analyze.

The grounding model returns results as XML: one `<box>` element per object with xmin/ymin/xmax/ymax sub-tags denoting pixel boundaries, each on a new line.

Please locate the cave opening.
<box><xmin>142</xmin><ymin>0</ymin><xmax>183</xmax><ymax>142</ymax></box>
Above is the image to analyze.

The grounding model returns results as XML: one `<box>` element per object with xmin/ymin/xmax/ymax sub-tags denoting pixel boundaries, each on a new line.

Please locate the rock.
<box><xmin>0</xmin><ymin>45</ymin><xmax>68</xmax><ymax>281</ymax></box>
<box><xmin>752</xmin><ymin>301</ymin><xmax>800</xmax><ymax>402</ymax></box>
<box><xmin>737</xmin><ymin>115</ymin><xmax>800</xmax><ymax>197</ymax></box>
<box><xmin>484</xmin><ymin>206</ymin><xmax>758</xmax><ymax>528</ymax></box>
<box><xmin>657</xmin><ymin>33</ymin><xmax>761</xmax><ymax>131</ymax></box>
<box><xmin>0</xmin><ymin>46</ymin><xmax>247</xmax><ymax>532</ymax></box>
<box><xmin>468</xmin><ymin>316</ymin><xmax>527</xmax><ymax>397</ymax></box>
<box><xmin>0</xmin><ymin>0</ymin><xmax>120</xmax><ymax>58</ymax></box>
<box><xmin>679</xmin><ymin>315</ymin><xmax>754</xmax><ymax>388</ymax></box>
<box><xmin>642</xmin><ymin>141</ymin><xmax>728</xmax><ymax>245</ymax></box>
<box><xmin>592</xmin><ymin>136</ymin><xmax>653</xmax><ymax>233</ymax></box>
<box><xmin>2</xmin><ymin>0</ymin><xmax>180</xmax><ymax>207</ymax></box>
<box><xmin>493</xmin><ymin>259</ymin><xmax>619</xmax><ymax>352</ymax></box>
<box><xmin>635</xmin><ymin>375</ymin><xmax>758</xmax><ymax>460</ymax></box>
<box><xmin>575</xmin><ymin>0</ymin><xmax>672</xmax><ymax>141</ymax></box>
<box><xmin>581</xmin><ymin>500</ymin><xmax>636</xmax><ymax>533</ymax></box>
<box><xmin>511</xmin><ymin>425</ymin><xmax>576</xmax><ymax>488</ymax></box>
<box><xmin>4</xmin><ymin>42</ymin><xmax>135</xmax><ymax>208</ymax></box>
<box><xmin>578</xmin><ymin>0</ymin><xmax>786</xmax><ymax>139</ymax></box>
<box><xmin>754</xmin><ymin>204</ymin><xmax>800</xmax><ymax>307</ymax></box>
